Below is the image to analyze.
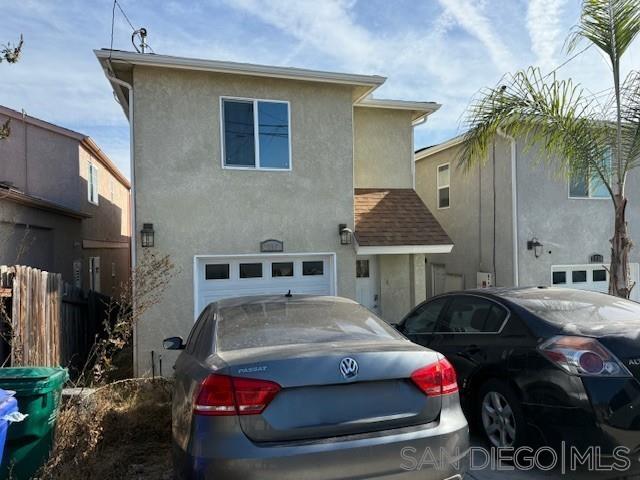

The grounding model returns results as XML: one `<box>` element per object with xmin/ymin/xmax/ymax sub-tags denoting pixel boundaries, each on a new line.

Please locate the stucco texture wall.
<box><xmin>132</xmin><ymin>66</ymin><xmax>356</xmax><ymax>374</ymax></box>
<box><xmin>515</xmin><ymin>141</ymin><xmax>640</xmax><ymax>287</ymax></box>
<box><xmin>415</xmin><ymin>138</ymin><xmax>514</xmax><ymax>295</ymax></box>
<box><xmin>379</xmin><ymin>254</ymin><xmax>425</xmax><ymax>323</ymax></box>
<box><xmin>353</xmin><ymin>108</ymin><xmax>413</xmax><ymax>188</ymax></box>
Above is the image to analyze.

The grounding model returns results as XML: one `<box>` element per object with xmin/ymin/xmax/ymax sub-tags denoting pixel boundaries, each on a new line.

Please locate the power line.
<box><xmin>115</xmin><ymin>0</ymin><xmax>136</xmax><ymax>31</ymax></box>
<box><xmin>544</xmin><ymin>44</ymin><xmax>593</xmax><ymax>79</ymax></box>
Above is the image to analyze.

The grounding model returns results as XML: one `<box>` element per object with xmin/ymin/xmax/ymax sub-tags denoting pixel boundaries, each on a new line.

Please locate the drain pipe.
<box><xmin>497</xmin><ymin>128</ymin><xmax>519</xmax><ymax>287</ymax></box>
<box><xmin>102</xmin><ymin>61</ymin><xmax>138</xmax><ymax>371</ymax></box>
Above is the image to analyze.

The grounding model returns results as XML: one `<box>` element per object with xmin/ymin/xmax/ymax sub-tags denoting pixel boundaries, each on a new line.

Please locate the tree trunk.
<box><xmin>609</xmin><ymin>195</ymin><xmax>633</xmax><ymax>298</ymax></box>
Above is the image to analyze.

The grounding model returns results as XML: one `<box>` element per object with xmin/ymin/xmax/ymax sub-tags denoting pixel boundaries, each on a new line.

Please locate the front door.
<box><xmin>356</xmin><ymin>255</ymin><xmax>380</xmax><ymax>314</ymax></box>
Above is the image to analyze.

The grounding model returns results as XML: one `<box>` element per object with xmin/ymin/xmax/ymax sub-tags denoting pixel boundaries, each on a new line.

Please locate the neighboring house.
<box><xmin>414</xmin><ymin>134</ymin><xmax>640</xmax><ymax>300</ymax></box>
<box><xmin>96</xmin><ymin>49</ymin><xmax>453</xmax><ymax>375</ymax></box>
<box><xmin>0</xmin><ymin>105</ymin><xmax>131</xmax><ymax>295</ymax></box>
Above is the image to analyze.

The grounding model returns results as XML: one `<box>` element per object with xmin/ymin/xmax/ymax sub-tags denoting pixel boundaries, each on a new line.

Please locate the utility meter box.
<box><xmin>476</xmin><ymin>272</ymin><xmax>493</xmax><ymax>288</ymax></box>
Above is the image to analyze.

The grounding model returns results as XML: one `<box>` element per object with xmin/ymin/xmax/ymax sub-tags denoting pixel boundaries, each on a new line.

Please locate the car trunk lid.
<box><xmin>597</xmin><ymin>334</ymin><xmax>640</xmax><ymax>379</ymax></box>
<box><xmin>217</xmin><ymin>341</ymin><xmax>443</xmax><ymax>442</ymax></box>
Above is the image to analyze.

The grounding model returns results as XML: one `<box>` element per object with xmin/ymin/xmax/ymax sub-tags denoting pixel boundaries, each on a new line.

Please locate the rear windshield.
<box><xmin>217</xmin><ymin>300</ymin><xmax>403</xmax><ymax>351</ymax></box>
<box><xmin>506</xmin><ymin>289</ymin><xmax>640</xmax><ymax>335</ymax></box>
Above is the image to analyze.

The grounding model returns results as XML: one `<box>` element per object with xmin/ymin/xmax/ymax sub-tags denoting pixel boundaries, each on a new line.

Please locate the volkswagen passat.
<box><xmin>164</xmin><ymin>295</ymin><xmax>468</xmax><ymax>480</ymax></box>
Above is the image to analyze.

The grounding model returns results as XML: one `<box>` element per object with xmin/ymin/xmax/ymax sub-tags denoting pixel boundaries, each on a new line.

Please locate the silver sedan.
<box><xmin>164</xmin><ymin>295</ymin><xmax>469</xmax><ymax>479</ymax></box>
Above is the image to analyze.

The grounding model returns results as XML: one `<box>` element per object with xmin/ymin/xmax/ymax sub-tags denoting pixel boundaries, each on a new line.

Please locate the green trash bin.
<box><xmin>0</xmin><ymin>367</ymin><xmax>68</xmax><ymax>480</ymax></box>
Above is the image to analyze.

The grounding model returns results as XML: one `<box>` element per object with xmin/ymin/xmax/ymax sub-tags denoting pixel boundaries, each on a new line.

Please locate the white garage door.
<box><xmin>551</xmin><ymin>263</ymin><xmax>640</xmax><ymax>301</ymax></box>
<box><xmin>194</xmin><ymin>254</ymin><xmax>335</xmax><ymax>317</ymax></box>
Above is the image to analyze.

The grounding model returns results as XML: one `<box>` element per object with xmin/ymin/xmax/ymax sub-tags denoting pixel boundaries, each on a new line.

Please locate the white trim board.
<box><xmin>355</xmin><ymin>244</ymin><xmax>454</xmax><ymax>255</ymax></box>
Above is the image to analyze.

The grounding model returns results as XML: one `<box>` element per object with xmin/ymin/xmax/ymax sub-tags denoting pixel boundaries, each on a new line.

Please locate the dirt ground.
<box><xmin>40</xmin><ymin>378</ymin><xmax>173</xmax><ymax>480</ymax></box>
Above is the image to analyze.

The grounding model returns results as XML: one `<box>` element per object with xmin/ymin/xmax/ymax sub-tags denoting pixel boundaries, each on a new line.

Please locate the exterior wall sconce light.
<box><xmin>339</xmin><ymin>224</ymin><xmax>353</xmax><ymax>245</ymax></box>
<box><xmin>527</xmin><ymin>238</ymin><xmax>543</xmax><ymax>258</ymax></box>
<box><xmin>141</xmin><ymin>223</ymin><xmax>155</xmax><ymax>248</ymax></box>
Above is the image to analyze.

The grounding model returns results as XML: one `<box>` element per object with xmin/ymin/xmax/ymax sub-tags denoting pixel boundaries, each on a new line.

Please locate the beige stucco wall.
<box><xmin>353</xmin><ymin>107</ymin><xmax>414</xmax><ymax>188</ymax></box>
<box><xmin>378</xmin><ymin>254</ymin><xmax>425</xmax><ymax>323</ymax></box>
<box><xmin>132</xmin><ymin>66</ymin><xmax>357</xmax><ymax>374</ymax></box>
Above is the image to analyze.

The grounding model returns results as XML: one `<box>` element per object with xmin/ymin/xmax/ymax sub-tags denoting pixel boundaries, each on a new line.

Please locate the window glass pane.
<box><xmin>572</xmin><ymin>270</ymin><xmax>587</xmax><ymax>283</ymax></box>
<box><xmin>552</xmin><ymin>271</ymin><xmax>567</xmax><ymax>284</ymax></box>
<box><xmin>303</xmin><ymin>261</ymin><xmax>324</xmax><ymax>276</ymax></box>
<box><xmin>258</xmin><ymin>101</ymin><xmax>289</xmax><ymax>169</ymax></box>
<box><xmin>438</xmin><ymin>164</ymin><xmax>449</xmax><ymax>186</ymax></box>
<box><xmin>239</xmin><ymin>263</ymin><xmax>262</xmax><ymax>278</ymax></box>
<box><xmin>217</xmin><ymin>300</ymin><xmax>402</xmax><ymax>351</ymax></box>
<box><xmin>590</xmin><ymin>177</ymin><xmax>609</xmax><ymax>198</ymax></box>
<box><xmin>439</xmin><ymin>187</ymin><xmax>450</xmax><ymax>208</ymax></box>
<box><xmin>593</xmin><ymin>269</ymin><xmax>607</xmax><ymax>282</ymax></box>
<box><xmin>569</xmin><ymin>175</ymin><xmax>589</xmax><ymax>197</ymax></box>
<box><xmin>205</xmin><ymin>264</ymin><xmax>229</xmax><ymax>280</ymax></box>
<box><xmin>404</xmin><ymin>298</ymin><xmax>448</xmax><ymax>334</ymax></box>
<box><xmin>356</xmin><ymin>260</ymin><xmax>369</xmax><ymax>278</ymax></box>
<box><xmin>440</xmin><ymin>296</ymin><xmax>505</xmax><ymax>333</ymax></box>
<box><xmin>223</xmin><ymin>100</ymin><xmax>255</xmax><ymax>167</ymax></box>
<box><xmin>272</xmin><ymin>262</ymin><xmax>293</xmax><ymax>277</ymax></box>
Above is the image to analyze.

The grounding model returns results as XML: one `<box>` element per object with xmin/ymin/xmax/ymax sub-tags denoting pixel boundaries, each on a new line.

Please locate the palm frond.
<box><xmin>460</xmin><ymin>67</ymin><xmax>611</xmax><ymax>192</ymax></box>
<box><xmin>619</xmin><ymin>70</ymin><xmax>640</xmax><ymax>174</ymax></box>
<box><xmin>567</xmin><ymin>0</ymin><xmax>640</xmax><ymax>66</ymax></box>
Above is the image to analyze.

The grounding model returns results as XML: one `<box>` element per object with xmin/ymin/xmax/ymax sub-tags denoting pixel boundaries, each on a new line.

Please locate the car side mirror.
<box><xmin>163</xmin><ymin>336</ymin><xmax>185</xmax><ymax>350</ymax></box>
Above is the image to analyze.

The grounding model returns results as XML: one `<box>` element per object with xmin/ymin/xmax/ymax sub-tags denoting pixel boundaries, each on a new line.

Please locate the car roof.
<box><xmin>438</xmin><ymin>286</ymin><xmax>596</xmax><ymax>301</ymax></box>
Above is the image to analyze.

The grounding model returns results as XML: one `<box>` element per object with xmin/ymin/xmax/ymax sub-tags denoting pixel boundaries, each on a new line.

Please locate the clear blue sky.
<box><xmin>1</xmin><ymin>0</ymin><xmax>638</xmax><ymax>179</ymax></box>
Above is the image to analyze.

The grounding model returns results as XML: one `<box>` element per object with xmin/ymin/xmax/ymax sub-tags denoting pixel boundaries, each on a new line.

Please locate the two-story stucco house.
<box><xmin>414</xmin><ymin>133</ymin><xmax>640</xmax><ymax>301</ymax></box>
<box><xmin>0</xmin><ymin>105</ymin><xmax>131</xmax><ymax>295</ymax></box>
<box><xmin>95</xmin><ymin>49</ymin><xmax>453</xmax><ymax>375</ymax></box>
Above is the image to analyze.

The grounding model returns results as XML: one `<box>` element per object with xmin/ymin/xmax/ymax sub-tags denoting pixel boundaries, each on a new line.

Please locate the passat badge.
<box><xmin>339</xmin><ymin>357</ymin><xmax>359</xmax><ymax>379</ymax></box>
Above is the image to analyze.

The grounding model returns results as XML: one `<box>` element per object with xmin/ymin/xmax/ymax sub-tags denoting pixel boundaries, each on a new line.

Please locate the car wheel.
<box><xmin>478</xmin><ymin>379</ymin><xmax>526</xmax><ymax>448</ymax></box>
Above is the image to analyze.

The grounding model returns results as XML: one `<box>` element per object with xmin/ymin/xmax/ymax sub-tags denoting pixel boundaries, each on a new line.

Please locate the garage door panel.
<box><xmin>196</xmin><ymin>254</ymin><xmax>334</xmax><ymax>316</ymax></box>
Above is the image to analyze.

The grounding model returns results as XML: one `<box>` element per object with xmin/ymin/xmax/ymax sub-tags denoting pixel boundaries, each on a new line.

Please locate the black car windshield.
<box><xmin>217</xmin><ymin>299</ymin><xmax>403</xmax><ymax>351</ymax></box>
<box><xmin>506</xmin><ymin>288</ymin><xmax>640</xmax><ymax>335</ymax></box>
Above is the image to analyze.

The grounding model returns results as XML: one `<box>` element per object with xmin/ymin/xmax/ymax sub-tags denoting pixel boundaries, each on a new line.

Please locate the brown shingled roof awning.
<box><xmin>354</xmin><ymin>188</ymin><xmax>453</xmax><ymax>254</ymax></box>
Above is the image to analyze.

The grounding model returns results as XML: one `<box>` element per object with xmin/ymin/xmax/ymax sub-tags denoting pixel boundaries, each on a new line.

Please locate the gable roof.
<box><xmin>415</xmin><ymin>134</ymin><xmax>465</xmax><ymax>161</ymax></box>
<box><xmin>0</xmin><ymin>105</ymin><xmax>130</xmax><ymax>189</ymax></box>
<box><xmin>354</xmin><ymin>188</ymin><xmax>453</xmax><ymax>254</ymax></box>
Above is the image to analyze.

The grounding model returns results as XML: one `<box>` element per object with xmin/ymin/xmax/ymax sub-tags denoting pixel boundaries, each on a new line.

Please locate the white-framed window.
<box><xmin>221</xmin><ymin>97</ymin><xmax>291</xmax><ymax>170</ymax></box>
<box><xmin>568</xmin><ymin>148</ymin><xmax>612</xmax><ymax>199</ymax></box>
<box><xmin>88</xmin><ymin>162</ymin><xmax>99</xmax><ymax>205</ymax></box>
<box><xmin>437</xmin><ymin>163</ymin><xmax>450</xmax><ymax>209</ymax></box>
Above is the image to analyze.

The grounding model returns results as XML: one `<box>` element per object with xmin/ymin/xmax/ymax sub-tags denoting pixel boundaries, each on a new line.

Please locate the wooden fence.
<box><xmin>0</xmin><ymin>265</ymin><xmax>112</xmax><ymax>373</ymax></box>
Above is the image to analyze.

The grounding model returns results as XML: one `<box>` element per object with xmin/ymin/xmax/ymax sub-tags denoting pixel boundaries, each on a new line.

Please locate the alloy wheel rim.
<box><xmin>481</xmin><ymin>391</ymin><xmax>517</xmax><ymax>448</ymax></box>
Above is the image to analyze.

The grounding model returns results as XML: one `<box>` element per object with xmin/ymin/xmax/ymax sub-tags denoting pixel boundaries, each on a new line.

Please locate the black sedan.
<box><xmin>396</xmin><ymin>287</ymin><xmax>640</xmax><ymax>453</ymax></box>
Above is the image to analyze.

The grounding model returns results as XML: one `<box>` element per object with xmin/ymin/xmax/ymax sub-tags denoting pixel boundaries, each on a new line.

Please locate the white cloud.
<box><xmin>436</xmin><ymin>0</ymin><xmax>516</xmax><ymax>72</ymax></box>
<box><xmin>527</xmin><ymin>0</ymin><xmax>569</xmax><ymax>69</ymax></box>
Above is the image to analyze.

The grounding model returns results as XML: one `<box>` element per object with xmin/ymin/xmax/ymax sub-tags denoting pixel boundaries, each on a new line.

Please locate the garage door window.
<box><xmin>240</xmin><ymin>263</ymin><xmax>263</xmax><ymax>278</ymax></box>
<box><xmin>303</xmin><ymin>261</ymin><xmax>324</xmax><ymax>276</ymax></box>
<box><xmin>272</xmin><ymin>262</ymin><xmax>294</xmax><ymax>277</ymax></box>
<box><xmin>552</xmin><ymin>271</ymin><xmax>567</xmax><ymax>285</ymax></box>
<box><xmin>593</xmin><ymin>269</ymin><xmax>607</xmax><ymax>282</ymax></box>
<box><xmin>205</xmin><ymin>264</ymin><xmax>230</xmax><ymax>280</ymax></box>
<box><xmin>572</xmin><ymin>270</ymin><xmax>587</xmax><ymax>283</ymax></box>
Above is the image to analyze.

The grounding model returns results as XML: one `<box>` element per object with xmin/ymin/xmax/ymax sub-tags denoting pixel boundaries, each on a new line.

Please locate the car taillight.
<box><xmin>539</xmin><ymin>335</ymin><xmax>631</xmax><ymax>377</ymax></box>
<box><xmin>411</xmin><ymin>357</ymin><xmax>459</xmax><ymax>396</ymax></box>
<box><xmin>194</xmin><ymin>374</ymin><xmax>281</xmax><ymax>416</ymax></box>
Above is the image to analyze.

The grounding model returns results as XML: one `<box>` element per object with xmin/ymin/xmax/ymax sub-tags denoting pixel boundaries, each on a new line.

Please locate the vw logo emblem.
<box><xmin>339</xmin><ymin>357</ymin><xmax>358</xmax><ymax>379</ymax></box>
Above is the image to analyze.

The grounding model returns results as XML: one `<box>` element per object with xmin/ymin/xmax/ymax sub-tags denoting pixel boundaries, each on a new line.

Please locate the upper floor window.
<box><xmin>221</xmin><ymin>98</ymin><xmax>291</xmax><ymax>170</ymax></box>
<box><xmin>437</xmin><ymin>163</ymin><xmax>450</xmax><ymax>209</ymax></box>
<box><xmin>88</xmin><ymin>162</ymin><xmax>99</xmax><ymax>205</ymax></box>
<box><xmin>569</xmin><ymin>148</ymin><xmax>611</xmax><ymax>199</ymax></box>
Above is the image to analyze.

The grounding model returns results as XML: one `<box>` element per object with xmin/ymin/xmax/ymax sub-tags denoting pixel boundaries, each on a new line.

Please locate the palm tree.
<box><xmin>460</xmin><ymin>0</ymin><xmax>640</xmax><ymax>298</ymax></box>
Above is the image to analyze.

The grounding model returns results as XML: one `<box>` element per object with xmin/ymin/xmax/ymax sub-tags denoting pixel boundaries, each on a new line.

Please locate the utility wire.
<box><xmin>544</xmin><ymin>44</ymin><xmax>593</xmax><ymax>79</ymax></box>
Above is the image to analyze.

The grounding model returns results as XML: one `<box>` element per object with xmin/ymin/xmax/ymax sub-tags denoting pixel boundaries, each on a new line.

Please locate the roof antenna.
<box><xmin>132</xmin><ymin>28</ymin><xmax>148</xmax><ymax>53</ymax></box>
<box><xmin>285</xmin><ymin>290</ymin><xmax>292</xmax><ymax>298</ymax></box>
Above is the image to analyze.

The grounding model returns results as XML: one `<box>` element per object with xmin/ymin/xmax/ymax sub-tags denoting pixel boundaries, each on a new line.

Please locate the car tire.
<box><xmin>477</xmin><ymin>379</ymin><xmax>526</xmax><ymax>449</ymax></box>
